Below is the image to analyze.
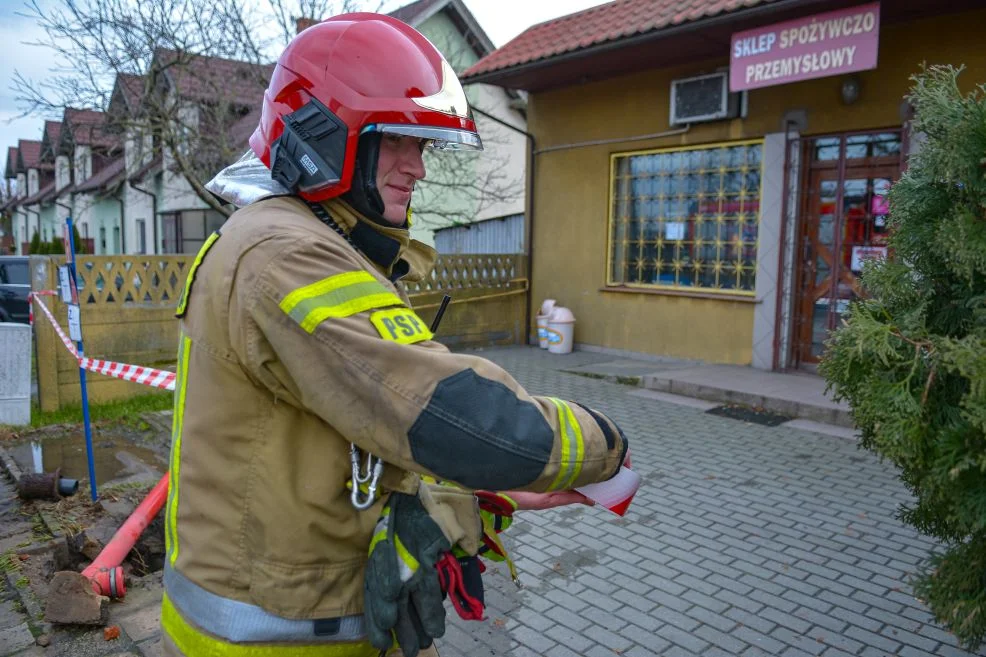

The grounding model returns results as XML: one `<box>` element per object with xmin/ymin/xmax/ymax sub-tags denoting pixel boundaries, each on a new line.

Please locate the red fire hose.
<box><xmin>81</xmin><ymin>473</ymin><xmax>169</xmax><ymax>599</ymax></box>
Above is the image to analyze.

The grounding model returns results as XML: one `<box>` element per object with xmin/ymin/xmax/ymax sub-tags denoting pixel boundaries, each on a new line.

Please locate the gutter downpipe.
<box><xmin>54</xmin><ymin>199</ymin><xmax>73</xmax><ymax>231</ymax></box>
<box><xmin>112</xmin><ymin>188</ymin><xmax>126</xmax><ymax>255</ymax></box>
<box><xmin>55</xmin><ymin>199</ymin><xmax>82</xmax><ymax>254</ymax></box>
<box><xmin>129</xmin><ymin>179</ymin><xmax>158</xmax><ymax>254</ymax></box>
<box><xmin>24</xmin><ymin>206</ymin><xmax>41</xmax><ymax>248</ymax></box>
<box><xmin>469</xmin><ymin>105</ymin><xmax>539</xmax><ymax>346</ymax></box>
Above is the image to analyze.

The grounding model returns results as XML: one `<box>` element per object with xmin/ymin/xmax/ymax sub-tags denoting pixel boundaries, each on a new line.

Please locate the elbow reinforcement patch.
<box><xmin>408</xmin><ymin>369</ymin><xmax>553</xmax><ymax>490</ymax></box>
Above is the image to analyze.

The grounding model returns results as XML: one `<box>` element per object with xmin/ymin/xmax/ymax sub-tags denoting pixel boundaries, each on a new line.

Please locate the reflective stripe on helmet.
<box><xmin>362</xmin><ymin>123</ymin><xmax>483</xmax><ymax>152</ymax></box>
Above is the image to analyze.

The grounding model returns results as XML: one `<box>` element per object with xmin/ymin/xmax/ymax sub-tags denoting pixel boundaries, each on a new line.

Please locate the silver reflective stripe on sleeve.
<box><xmin>163</xmin><ymin>564</ymin><xmax>366</xmax><ymax>643</ymax></box>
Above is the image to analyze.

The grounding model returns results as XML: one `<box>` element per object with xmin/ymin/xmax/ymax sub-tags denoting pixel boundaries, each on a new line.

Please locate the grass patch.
<box><xmin>0</xmin><ymin>551</ymin><xmax>18</xmax><ymax>574</ymax></box>
<box><xmin>3</xmin><ymin>391</ymin><xmax>172</xmax><ymax>430</ymax></box>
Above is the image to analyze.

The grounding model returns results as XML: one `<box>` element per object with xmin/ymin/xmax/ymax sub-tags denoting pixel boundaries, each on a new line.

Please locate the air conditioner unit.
<box><xmin>669</xmin><ymin>72</ymin><xmax>746</xmax><ymax>126</ymax></box>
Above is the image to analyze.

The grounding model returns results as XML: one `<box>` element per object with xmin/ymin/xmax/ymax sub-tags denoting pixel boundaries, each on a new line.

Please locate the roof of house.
<box><xmin>463</xmin><ymin>0</ymin><xmax>774</xmax><ymax>80</ymax></box>
<box><xmin>17</xmin><ymin>140</ymin><xmax>43</xmax><ymax>171</ymax></box>
<box><xmin>118</xmin><ymin>73</ymin><xmax>146</xmax><ymax>111</ymax></box>
<box><xmin>74</xmin><ymin>156</ymin><xmax>126</xmax><ymax>194</ymax></box>
<box><xmin>130</xmin><ymin>153</ymin><xmax>162</xmax><ymax>183</ymax></box>
<box><xmin>391</xmin><ymin>0</ymin><xmax>498</xmax><ymax>60</ymax></box>
<box><xmin>61</xmin><ymin>108</ymin><xmax>119</xmax><ymax>150</ymax></box>
<box><xmin>41</xmin><ymin>121</ymin><xmax>62</xmax><ymax>160</ymax></box>
<box><xmin>389</xmin><ymin>0</ymin><xmax>445</xmax><ymax>24</ymax></box>
<box><xmin>4</xmin><ymin>147</ymin><xmax>17</xmax><ymax>179</ymax></box>
<box><xmin>155</xmin><ymin>48</ymin><xmax>273</xmax><ymax>108</ymax></box>
<box><xmin>22</xmin><ymin>178</ymin><xmax>56</xmax><ymax>206</ymax></box>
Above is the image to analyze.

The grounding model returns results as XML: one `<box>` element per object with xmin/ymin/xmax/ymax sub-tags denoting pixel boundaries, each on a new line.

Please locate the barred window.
<box><xmin>608</xmin><ymin>141</ymin><xmax>762</xmax><ymax>294</ymax></box>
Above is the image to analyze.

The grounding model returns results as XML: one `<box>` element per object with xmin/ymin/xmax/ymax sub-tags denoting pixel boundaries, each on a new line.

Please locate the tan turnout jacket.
<box><xmin>162</xmin><ymin>195</ymin><xmax>628</xmax><ymax>652</ymax></box>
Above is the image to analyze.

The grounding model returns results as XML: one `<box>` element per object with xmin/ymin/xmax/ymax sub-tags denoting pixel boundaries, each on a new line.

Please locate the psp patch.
<box><xmin>370</xmin><ymin>308</ymin><xmax>434</xmax><ymax>345</ymax></box>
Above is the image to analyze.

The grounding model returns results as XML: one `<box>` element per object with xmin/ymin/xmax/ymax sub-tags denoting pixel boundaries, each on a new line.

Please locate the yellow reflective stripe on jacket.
<box><xmin>176</xmin><ymin>230</ymin><xmax>221</xmax><ymax>318</ymax></box>
<box><xmin>166</xmin><ymin>333</ymin><xmax>192</xmax><ymax>566</ymax></box>
<box><xmin>161</xmin><ymin>593</ymin><xmax>379</xmax><ymax>657</ymax></box>
<box><xmin>547</xmin><ymin>398</ymin><xmax>585</xmax><ymax>491</ymax></box>
<box><xmin>279</xmin><ymin>271</ymin><xmax>403</xmax><ymax>333</ymax></box>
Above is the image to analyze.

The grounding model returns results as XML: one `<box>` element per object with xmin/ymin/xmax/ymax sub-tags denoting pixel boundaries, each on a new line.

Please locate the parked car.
<box><xmin>0</xmin><ymin>256</ymin><xmax>31</xmax><ymax>324</ymax></box>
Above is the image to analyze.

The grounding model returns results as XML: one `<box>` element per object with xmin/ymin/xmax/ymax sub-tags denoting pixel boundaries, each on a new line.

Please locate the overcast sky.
<box><xmin>0</xmin><ymin>0</ymin><xmax>609</xmax><ymax>179</ymax></box>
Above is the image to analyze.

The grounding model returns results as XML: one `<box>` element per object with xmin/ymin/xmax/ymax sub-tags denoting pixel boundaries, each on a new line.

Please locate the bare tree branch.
<box><xmin>11</xmin><ymin>0</ymin><xmax>522</xmax><ymax>242</ymax></box>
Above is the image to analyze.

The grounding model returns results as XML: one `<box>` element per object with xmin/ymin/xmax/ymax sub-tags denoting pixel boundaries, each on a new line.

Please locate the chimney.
<box><xmin>296</xmin><ymin>17</ymin><xmax>318</xmax><ymax>34</ymax></box>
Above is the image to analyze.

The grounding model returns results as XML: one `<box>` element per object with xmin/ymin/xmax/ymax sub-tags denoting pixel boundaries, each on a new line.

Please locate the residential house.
<box><xmin>2</xmin><ymin>147</ymin><xmax>21</xmax><ymax>253</ymax></box>
<box><xmin>4</xmin><ymin>0</ymin><xmax>526</xmax><ymax>255</ymax></box>
<box><xmin>14</xmin><ymin>139</ymin><xmax>50</xmax><ymax>251</ymax></box>
<box><xmin>391</xmin><ymin>0</ymin><xmax>529</xmax><ymax>247</ymax></box>
<box><xmin>57</xmin><ymin>109</ymin><xmax>125</xmax><ymax>254</ymax></box>
<box><xmin>141</xmin><ymin>49</ymin><xmax>270</xmax><ymax>255</ymax></box>
<box><xmin>463</xmin><ymin>0</ymin><xmax>986</xmax><ymax>370</ymax></box>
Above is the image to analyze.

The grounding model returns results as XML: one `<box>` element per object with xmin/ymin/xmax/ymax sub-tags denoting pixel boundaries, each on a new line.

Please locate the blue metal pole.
<box><xmin>65</xmin><ymin>217</ymin><xmax>98</xmax><ymax>502</ymax></box>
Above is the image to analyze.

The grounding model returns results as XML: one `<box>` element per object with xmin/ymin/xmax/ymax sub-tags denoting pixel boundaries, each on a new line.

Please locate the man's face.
<box><xmin>376</xmin><ymin>134</ymin><xmax>427</xmax><ymax>225</ymax></box>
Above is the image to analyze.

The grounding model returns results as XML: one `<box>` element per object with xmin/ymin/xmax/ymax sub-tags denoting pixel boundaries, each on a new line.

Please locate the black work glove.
<box><xmin>364</xmin><ymin>492</ymin><xmax>451</xmax><ymax>657</ymax></box>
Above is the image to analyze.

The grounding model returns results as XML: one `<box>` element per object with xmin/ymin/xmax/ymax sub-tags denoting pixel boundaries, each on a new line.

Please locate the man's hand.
<box><xmin>503</xmin><ymin>490</ymin><xmax>595</xmax><ymax>511</ymax></box>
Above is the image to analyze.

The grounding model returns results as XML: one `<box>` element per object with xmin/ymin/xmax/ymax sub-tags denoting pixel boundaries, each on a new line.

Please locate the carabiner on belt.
<box><xmin>350</xmin><ymin>443</ymin><xmax>384</xmax><ymax>511</ymax></box>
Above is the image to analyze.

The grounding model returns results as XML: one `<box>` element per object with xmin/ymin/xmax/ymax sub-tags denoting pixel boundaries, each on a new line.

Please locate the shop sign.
<box><xmin>851</xmin><ymin>245</ymin><xmax>887</xmax><ymax>272</ymax></box>
<box><xmin>730</xmin><ymin>2</ymin><xmax>880</xmax><ymax>92</ymax></box>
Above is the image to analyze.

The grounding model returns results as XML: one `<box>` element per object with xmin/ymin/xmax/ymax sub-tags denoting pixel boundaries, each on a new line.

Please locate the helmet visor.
<box><xmin>363</xmin><ymin>123</ymin><xmax>483</xmax><ymax>152</ymax></box>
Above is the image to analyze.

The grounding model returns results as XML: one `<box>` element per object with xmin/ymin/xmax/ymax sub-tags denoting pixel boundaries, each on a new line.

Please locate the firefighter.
<box><xmin>161</xmin><ymin>12</ymin><xmax>630</xmax><ymax>657</ymax></box>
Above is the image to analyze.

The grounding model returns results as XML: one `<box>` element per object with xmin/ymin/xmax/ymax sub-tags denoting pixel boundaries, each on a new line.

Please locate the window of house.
<box><xmin>608</xmin><ymin>141</ymin><xmax>763</xmax><ymax>294</ymax></box>
<box><xmin>99</xmin><ymin>226</ymin><xmax>107</xmax><ymax>253</ymax></box>
<box><xmin>136</xmin><ymin>219</ymin><xmax>147</xmax><ymax>254</ymax></box>
<box><xmin>162</xmin><ymin>209</ymin><xmax>225</xmax><ymax>254</ymax></box>
<box><xmin>161</xmin><ymin>213</ymin><xmax>179</xmax><ymax>254</ymax></box>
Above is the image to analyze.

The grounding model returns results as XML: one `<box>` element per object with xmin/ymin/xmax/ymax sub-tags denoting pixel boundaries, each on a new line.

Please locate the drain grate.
<box><xmin>706</xmin><ymin>403</ymin><xmax>793</xmax><ymax>427</ymax></box>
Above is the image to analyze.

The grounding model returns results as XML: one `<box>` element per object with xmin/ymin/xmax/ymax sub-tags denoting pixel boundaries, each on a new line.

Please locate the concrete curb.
<box><xmin>640</xmin><ymin>373</ymin><xmax>855</xmax><ymax>428</ymax></box>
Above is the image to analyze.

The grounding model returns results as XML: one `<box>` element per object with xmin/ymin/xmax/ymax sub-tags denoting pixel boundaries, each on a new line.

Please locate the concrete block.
<box><xmin>0</xmin><ymin>323</ymin><xmax>32</xmax><ymax>426</ymax></box>
<box><xmin>116</xmin><ymin>603</ymin><xmax>162</xmax><ymax>643</ymax></box>
<box><xmin>45</xmin><ymin>570</ymin><xmax>109</xmax><ymax>625</ymax></box>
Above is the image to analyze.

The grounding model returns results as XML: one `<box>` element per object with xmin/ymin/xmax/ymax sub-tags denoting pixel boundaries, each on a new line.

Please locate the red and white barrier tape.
<box><xmin>29</xmin><ymin>292</ymin><xmax>78</xmax><ymax>359</ymax></box>
<box><xmin>80</xmin><ymin>358</ymin><xmax>176</xmax><ymax>391</ymax></box>
<box><xmin>27</xmin><ymin>290</ymin><xmax>58</xmax><ymax>329</ymax></box>
<box><xmin>29</xmin><ymin>291</ymin><xmax>176</xmax><ymax>392</ymax></box>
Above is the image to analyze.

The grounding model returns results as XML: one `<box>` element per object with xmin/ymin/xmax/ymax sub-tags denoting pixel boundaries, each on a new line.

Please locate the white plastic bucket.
<box><xmin>546</xmin><ymin>306</ymin><xmax>575</xmax><ymax>355</ymax></box>
<box><xmin>536</xmin><ymin>314</ymin><xmax>550</xmax><ymax>349</ymax></box>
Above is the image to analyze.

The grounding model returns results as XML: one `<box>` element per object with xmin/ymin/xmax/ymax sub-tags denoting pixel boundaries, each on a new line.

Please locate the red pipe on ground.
<box><xmin>81</xmin><ymin>473</ymin><xmax>169</xmax><ymax>599</ymax></box>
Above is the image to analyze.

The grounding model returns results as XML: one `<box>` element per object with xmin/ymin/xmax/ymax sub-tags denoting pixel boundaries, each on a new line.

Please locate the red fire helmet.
<box><xmin>250</xmin><ymin>12</ymin><xmax>483</xmax><ymax>202</ymax></box>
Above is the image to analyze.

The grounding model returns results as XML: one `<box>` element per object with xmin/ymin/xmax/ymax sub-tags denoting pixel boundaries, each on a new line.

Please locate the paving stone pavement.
<box><xmin>438</xmin><ymin>347</ymin><xmax>986</xmax><ymax>657</ymax></box>
<box><xmin>0</xmin><ymin>464</ymin><xmax>42</xmax><ymax>657</ymax></box>
<box><xmin>2</xmin><ymin>345</ymin><xmax>984</xmax><ymax>657</ymax></box>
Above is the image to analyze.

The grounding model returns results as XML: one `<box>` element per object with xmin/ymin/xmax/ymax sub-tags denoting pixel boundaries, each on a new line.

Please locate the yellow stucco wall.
<box><xmin>527</xmin><ymin>9</ymin><xmax>986</xmax><ymax>364</ymax></box>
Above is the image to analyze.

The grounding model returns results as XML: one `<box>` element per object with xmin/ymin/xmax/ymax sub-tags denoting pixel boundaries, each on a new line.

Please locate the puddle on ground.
<box><xmin>8</xmin><ymin>432</ymin><xmax>166</xmax><ymax>488</ymax></box>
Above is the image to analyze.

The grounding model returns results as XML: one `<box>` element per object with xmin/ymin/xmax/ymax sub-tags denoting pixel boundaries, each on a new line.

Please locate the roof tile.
<box><xmin>464</xmin><ymin>0</ymin><xmax>773</xmax><ymax>79</ymax></box>
<box><xmin>156</xmin><ymin>49</ymin><xmax>273</xmax><ymax>108</ymax></box>
<box><xmin>17</xmin><ymin>140</ymin><xmax>43</xmax><ymax>170</ymax></box>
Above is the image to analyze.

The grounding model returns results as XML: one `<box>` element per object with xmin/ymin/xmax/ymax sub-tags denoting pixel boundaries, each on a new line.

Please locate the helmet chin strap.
<box><xmin>342</xmin><ymin>132</ymin><xmax>409</xmax><ymax>228</ymax></box>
